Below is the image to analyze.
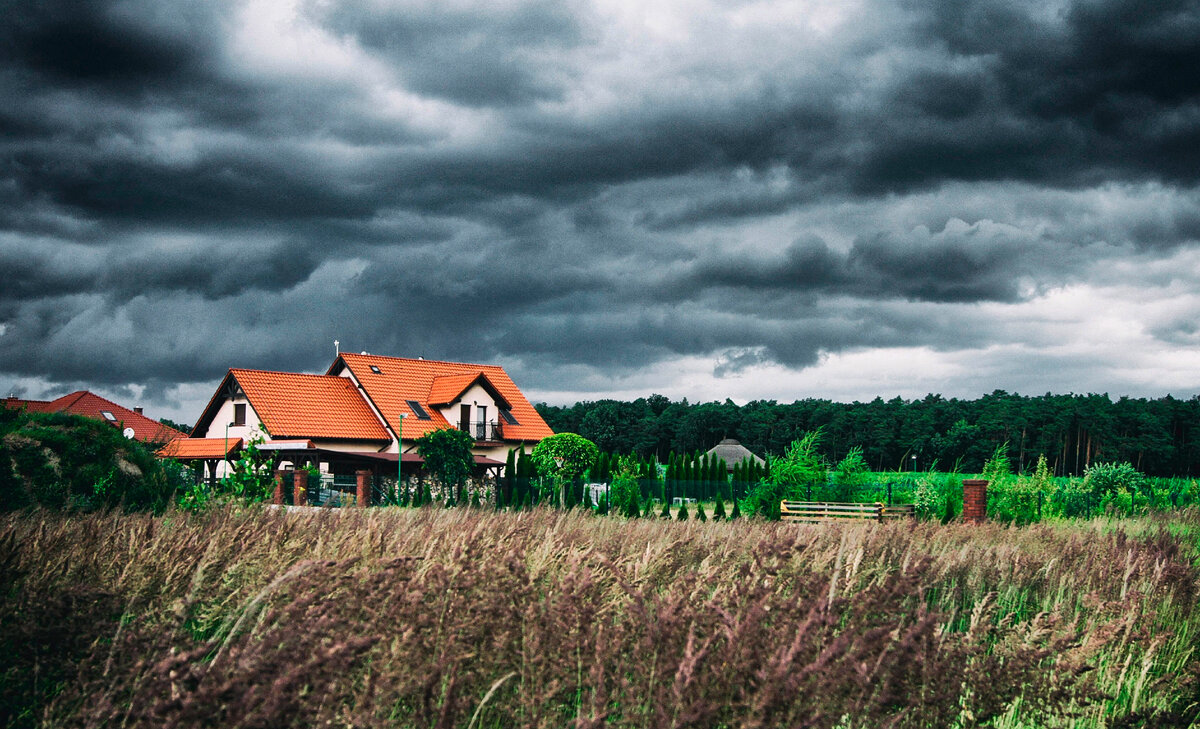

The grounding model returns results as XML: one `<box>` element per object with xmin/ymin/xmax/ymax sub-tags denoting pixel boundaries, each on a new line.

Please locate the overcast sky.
<box><xmin>4</xmin><ymin>0</ymin><xmax>1200</xmax><ymax>425</ymax></box>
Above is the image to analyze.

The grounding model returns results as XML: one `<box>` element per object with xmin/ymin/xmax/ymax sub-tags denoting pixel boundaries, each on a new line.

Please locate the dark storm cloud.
<box><xmin>317</xmin><ymin>0</ymin><xmax>586</xmax><ymax>106</ymax></box>
<box><xmin>0</xmin><ymin>0</ymin><xmax>205</xmax><ymax>85</ymax></box>
<box><xmin>4</xmin><ymin>0</ymin><xmax>1200</xmax><ymax>411</ymax></box>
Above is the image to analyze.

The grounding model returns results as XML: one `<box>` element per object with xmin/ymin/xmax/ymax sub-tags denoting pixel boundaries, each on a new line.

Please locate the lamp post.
<box><xmin>397</xmin><ymin>413</ymin><xmax>407</xmax><ymax>505</ymax></box>
<box><xmin>911</xmin><ymin>454</ymin><xmax>917</xmax><ymax>472</ymax></box>
<box><xmin>224</xmin><ymin>421</ymin><xmax>235</xmax><ymax>481</ymax></box>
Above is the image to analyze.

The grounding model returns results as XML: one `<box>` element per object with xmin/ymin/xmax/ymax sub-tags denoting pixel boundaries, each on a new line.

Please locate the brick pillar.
<box><xmin>273</xmin><ymin>470</ymin><xmax>285</xmax><ymax>505</ymax></box>
<box><xmin>963</xmin><ymin>479</ymin><xmax>988</xmax><ymax>524</ymax></box>
<box><xmin>356</xmin><ymin>470</ymin><xmax>371</xmax><ymax>508</ymax></box>
<box><xmin>294</xmin><ymin>468</ymin><xmax>309</xmax><ymax>507</ymax></box>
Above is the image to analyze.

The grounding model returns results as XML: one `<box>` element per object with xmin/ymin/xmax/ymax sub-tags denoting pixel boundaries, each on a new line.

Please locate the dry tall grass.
<box><xmin>2</xmin><ymin>506</ymin><xmax>1197</xmax><ymax>728</ymax></box>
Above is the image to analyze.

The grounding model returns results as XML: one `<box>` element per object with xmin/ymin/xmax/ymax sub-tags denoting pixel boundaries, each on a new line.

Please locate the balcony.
<box><xmin>459</xmin><ymin>419</ymin><xmax>504</xmax><ymax>442</ymax></box>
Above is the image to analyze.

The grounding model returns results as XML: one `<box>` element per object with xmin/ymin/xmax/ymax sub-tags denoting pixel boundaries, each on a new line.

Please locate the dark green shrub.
<box><xmin>0</xmin><ymin>410</ymin><xmax>181</xmax><ymax>512</ymax></box>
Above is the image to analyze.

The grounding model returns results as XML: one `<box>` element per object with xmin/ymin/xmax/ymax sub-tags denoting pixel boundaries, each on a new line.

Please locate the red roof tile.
<box><xmin>3</xmin><ymin>397</ymin><xmax>56</xmax><ymax>413</ymax></box>
<box><xmin>330</xmin><ymin>353</ymin><xmax>554</xmax><ymax>442</ymax></box>
<box><xmin>158</xmin><ymin>437</ymin><xmax>243</xmax><ymax>459</ymax></box>
<box><xmin>229</xmin><ymin>369</ymin><xmax>392</xmax><ymax>442</ymax></box>
<box><xmin>6</xmin><ymin>392</ymin><xmax>185</xmax><ymax>444</ymax></box>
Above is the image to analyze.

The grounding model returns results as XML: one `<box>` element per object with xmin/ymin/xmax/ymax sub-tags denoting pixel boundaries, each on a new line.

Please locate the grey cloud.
<box><xmin>4</xmin><ymin>0</ymin><xmax>1200</xmax><ymax>408</ymax></box>
<box><xmin>317</xmin><ymin>0</ymin><xmax>586</xmax><ymax>107</ymax></box>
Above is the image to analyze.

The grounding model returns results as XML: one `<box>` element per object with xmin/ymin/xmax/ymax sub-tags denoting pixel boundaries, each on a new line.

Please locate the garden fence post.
<box><xmin>887</xmin><ymin>482</ymin><xmax>893</xmax><ymax>506</ymax></box>
<box><xmin>963</xmin><ymin>479</ymin><xmax>988</xmax><ymax>524</ymax></box>
<box><xmin>356</xmin><ymin>470</ymin><xmax>370</xmax><ymax>507</ymax></box>
<box><xmin>294</xmin><ymin>468</ymin><xmax>308</xmax><ymax>507</ymax></box>
<box><xmin>273</xmin><ymin>470</ymin><xmax>285</xmax><ymax>506</ymax></box>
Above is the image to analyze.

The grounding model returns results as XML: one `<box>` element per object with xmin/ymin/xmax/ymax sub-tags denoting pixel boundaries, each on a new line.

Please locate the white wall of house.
<box><xmin>195</xmin><ymin>396</ymin><xmax>267</xmax><ymax>444</ymax></box>
<box><xmin>193</xmin><ymin>395</ymin><xmax>267</xmax><ymax>477</ymax></box>
<box><xmin>435</xmin><ymin>382</ymin><xmax>498</xmax><ymax>431</ymax></box>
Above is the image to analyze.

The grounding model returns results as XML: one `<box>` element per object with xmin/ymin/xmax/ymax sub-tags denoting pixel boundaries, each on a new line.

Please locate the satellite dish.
<box><xmin>123</xmin><ymin>427</ymin><xmax>136</xmax><ymax>439</ymax></box>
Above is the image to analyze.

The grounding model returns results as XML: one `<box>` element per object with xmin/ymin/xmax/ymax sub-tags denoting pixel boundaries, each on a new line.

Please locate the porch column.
<box><xmin>356</xmin><ymin>470</ymin><xmax>371</xmax><ymax>508</ymax></box>
<box><xmin>294</xmin><ymin>468</ymin><xmax>309</xmax><ymax>507</ymax></box>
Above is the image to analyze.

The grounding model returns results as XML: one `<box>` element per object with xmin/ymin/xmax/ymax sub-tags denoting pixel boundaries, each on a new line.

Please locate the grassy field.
<box><xmin>2</xmin><ymin>506</ymin><xmax>1198</xmax><ymax>728</ymax></box>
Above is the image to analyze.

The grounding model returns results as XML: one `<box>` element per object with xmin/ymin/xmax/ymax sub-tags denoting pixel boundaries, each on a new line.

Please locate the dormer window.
<box><xmin>369</xmin><ymin>365</ymin><xmax>382</xmax><ymax>374</ymax></box>
<box><xmin>499</xmin><ymin>408</ymin><xmax>519</xmax><ymax>425</ymax></box>
<box><xmin>100</xmin><ymin>410</ymin><xmax>116</xmax><ymax>422</ymax></box>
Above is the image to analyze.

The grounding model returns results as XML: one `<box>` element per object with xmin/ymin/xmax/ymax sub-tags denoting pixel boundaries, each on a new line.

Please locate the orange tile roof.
<box><xmin>158</xmin><ymin>437</ymin><xmax>243</xmax><ymax>459</ymax></box>
<box><xmin>428</xmin><ymin>372</ymin><xmax>512</xmax><ymax>408</ymax></box>
<box><xmin>428</xmin><ymin>373</ymin><xmax>483</xmax><ymax>405</ymax></box>
<box><xmin>330</xmin><ymin>353</ymin><xmax>554</xmax><ymax>442</ymax></box>
<box><xmin>6</xmin><ymin>392</ymin><xmax>185</xmax><ymax>443</ymax></box>
<box><xmin>230</xmin><ymin>369</ymin><xmax>392</xmax><ymax>442</ymax></box>
<box><xmin>3</xmin><ymin>397</ymin><xmax>56</xmax><ymax>413</ymax></box>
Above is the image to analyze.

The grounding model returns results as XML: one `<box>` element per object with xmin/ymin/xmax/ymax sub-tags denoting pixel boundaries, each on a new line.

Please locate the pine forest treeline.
<box><xmin>534</xmin><ymin>390</ymin><xmax>1200</xmax><ymax>477</ymax></box>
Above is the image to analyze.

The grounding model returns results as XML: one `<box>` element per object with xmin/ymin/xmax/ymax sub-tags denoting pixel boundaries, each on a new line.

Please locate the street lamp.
<box><xmin>397</xmin><ymin>412</ymin><xmax>407</xmax><ymax>504</ymax></box>
<box><xmin>224</xmin><ymin>421</ymin><xmax>235</xmax><ymax>480</ymax></box>
<box><xmin>911</xmin><ymin>454</ymin><xmax>917</xmax><ymax>472</ymax></box>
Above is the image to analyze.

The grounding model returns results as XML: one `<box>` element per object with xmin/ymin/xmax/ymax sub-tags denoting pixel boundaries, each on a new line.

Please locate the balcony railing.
<box><xmin>459</xmin><ymin>419</ymin><xmax>503</xmax><ymax>441</ymax></box>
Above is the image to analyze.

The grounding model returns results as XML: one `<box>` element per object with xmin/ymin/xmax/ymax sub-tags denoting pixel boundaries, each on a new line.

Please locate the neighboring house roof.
<box><xmin>3</xmin><ymin>397</ymin><xmax>56</xmax><ymax>413</ymax></box>
<box><xmin>328</xmin><ymin>353</ymin><xmax>554</xmax><ymax>441</ymax></box>
<box><xmin>158</xmin><ymin>437</ymin><xmax>243</xmax><ymax>460</ymax></box>
<box><xmin>705</xmin><ymin>438</ymin><xmax>766</xmax><ymax>470</ymax></box>
<box><xmin>4</xmin><ymin>392</ymin><xmax>185</xmax><ymax>444</ymax></box>
<box><xmin>194</xmin><ymin>369</ymin><xmax>392</xmax><ymax>442</ymax></box>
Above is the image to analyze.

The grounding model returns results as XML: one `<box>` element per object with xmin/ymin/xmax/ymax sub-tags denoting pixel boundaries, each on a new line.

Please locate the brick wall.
<box><xmin>962</xmin><ymin>479</ymin><xmax>988</xmax><ymax>523</ymax></box>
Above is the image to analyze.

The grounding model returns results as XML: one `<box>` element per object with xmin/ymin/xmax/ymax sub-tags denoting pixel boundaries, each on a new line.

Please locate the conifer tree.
<box><xmin>730</xmin><ymin>497</ymin><xmax>741</xmax><ymax>520</ymax></box>
<box><xmin>597</xmin><ymin>492</ymin><xmax>609</xmax><ymax>515</ymax></box>
<box><xmin>504</xmin><ymin>448</ymin><xmax>517</xmax><ymax>506</ymax></box>
<box><xmin>676</xmin><ymin>499</ymin><xmax>689</xmax><ymax>521</ymax></box>
<box><xmin>696</xmin><ymin>501</ymin><xmax>707</xmax><ymax>522</ymax></box>
<box><xmin>713</xmin><ymin>496</ymin><xmax>727</xmax><ymax>519</ymax></box>
<box><xmin>659</xmin><ymin>495</ymin><xmax>671</xmax><ymax>518</ymax></box>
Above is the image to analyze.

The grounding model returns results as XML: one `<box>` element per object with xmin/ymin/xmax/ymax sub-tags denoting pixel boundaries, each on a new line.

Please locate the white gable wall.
<box><xmin>435</xmin><ymin>382</ymin><xmax>498</xmax><ymax>431</ymax></box>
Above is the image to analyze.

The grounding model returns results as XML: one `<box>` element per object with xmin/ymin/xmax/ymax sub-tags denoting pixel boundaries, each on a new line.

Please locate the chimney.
<box><xmin>134</xmin><ymin>406</ymin><xmax>144</xmax><ymax>415</ymax></box>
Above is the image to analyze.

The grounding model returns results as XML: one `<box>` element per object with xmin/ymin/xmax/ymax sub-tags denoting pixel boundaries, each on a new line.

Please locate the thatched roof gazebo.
<box><xmin>705</xmin><ymin>438</ymin><xmax>765</xmax><ymax>471</ymax></box>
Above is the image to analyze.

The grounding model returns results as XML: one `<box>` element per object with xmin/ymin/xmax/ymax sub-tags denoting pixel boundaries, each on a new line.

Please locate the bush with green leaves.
<box><xmin>912</xmin><ymin>473</ymin><xmax>944</xmax><ymax>521</ymax></box>
<box><xmin>608</xmin><ymin>458</ymin><xmax>644</xmax><ymax>518</ymax></box>
<box><xmin>831</xmin><ymin>446</ymin><xmax>870</xmax><ymax>501</ymax></box>
<box><xmin>743</xmin><ymin>430</ymin><xmax>826</xmax><ymax>519</ymax></box>
<box><xmin>530</xmin><ymin>433</ymin><xmax>598</xmax><ymax>507</ymax></box>
<box><xmin>415</xmin><ymin>427</ymin><xmax>476</xmax><ymax>505</ymax></box>
<box><xmin>1085</xmin><ymin>461</ymin><xmax>1146</xmax><ymax>497</ymax></box>
<box><xmin>981</xmin><ymin>442</ymin><xmax>1013</xmax><ymax>487</ymax></box>
<box><xmin>0</xmin><ymin>408</ymin><xmax>182</xmax><ymax>512</ymax></box>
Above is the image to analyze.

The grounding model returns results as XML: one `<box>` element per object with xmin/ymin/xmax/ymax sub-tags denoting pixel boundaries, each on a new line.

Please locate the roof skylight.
<box><xmin>369</xmin><ymin>365</ymin><xmax>382</xmax><ymax>374</ymax></box>
<box><xmin>406</xmin><ymin>400</ymin><xmax>432</xmax><ymax>420</ymax></box>
<box><xmin>101</xmin><ymin>410</ymin><xmax>116</xmax><ymax>422</ymax></box>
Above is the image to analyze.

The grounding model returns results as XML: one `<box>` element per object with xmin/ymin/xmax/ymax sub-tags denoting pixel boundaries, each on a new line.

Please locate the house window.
<box><xmin>100</xmin><ymin>410</ymin><xmax>116</xmax><ymax>422</ymax></box>
<box><xmin>406</xmin><ymin>400</ymin><xmax>432</xmax><ymax>420</ymax></box>
<box><xmin>369</xmin><ymin>365</ymin><xmax>382</xmax><ymax>374</ymax></box>
<box><xmin>499</xmin><ymin>408</ymin><xmax>519</xmax><ymax>425</ymax></box>
<box><xmin>233</xmin><ymin>403</ymin><xmax>246</xmax><ymax>426</ymax></box>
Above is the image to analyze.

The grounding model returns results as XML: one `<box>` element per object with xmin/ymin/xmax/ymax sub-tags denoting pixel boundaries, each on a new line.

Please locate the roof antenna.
<box><xmin>334</xmin><ymin>339</ymin><xmax>340</xmax><ymax>356</ymax></box>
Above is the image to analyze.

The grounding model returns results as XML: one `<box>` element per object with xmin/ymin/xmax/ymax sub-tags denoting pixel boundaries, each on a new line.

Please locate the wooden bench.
<box><xmin>780</xmin><ymin>501</ymin><xmax>915</xmax><ymax>523</ymax></box>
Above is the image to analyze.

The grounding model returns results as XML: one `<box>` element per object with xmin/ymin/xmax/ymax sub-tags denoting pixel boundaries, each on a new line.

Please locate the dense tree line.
<box><xmin>535</xmin><ymin>391</ymin><xmax>1200</xmax><ymax>477</ymax></box>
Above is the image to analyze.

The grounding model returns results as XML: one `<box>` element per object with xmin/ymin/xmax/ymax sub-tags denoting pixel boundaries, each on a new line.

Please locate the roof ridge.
<box><xmin>232</xmin><ymin>368</ymin><xmax>345</xmax><ymax>380</ymax></box>
<box><xmin>342</xmin><ymin>352</ymin><xmax>504</xmax><ymax>370</ymax></box>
